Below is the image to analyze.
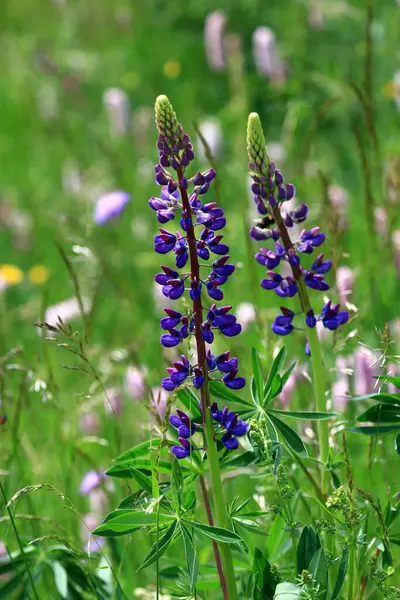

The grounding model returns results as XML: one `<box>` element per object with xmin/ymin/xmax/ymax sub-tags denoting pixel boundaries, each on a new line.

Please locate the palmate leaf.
<box><xmin>268</xmin><ymin>414</ymin><xmax>307</xmax><ymax>456</ymax></box>
<box><xmin>269</xmin><ymin>409</ymin><xmax>337</xmax><ymax>421</ymax></box>
<box><xmin>53</xmin><ymin>561</ymin><xmax>68</xmax><ymax>598</ymax></box>
<box><xmin>93</xmin><ymin>510</ymin><xmax>174</xmax><ymax>536</ymax></box>
<box><xmin>264</xmin><ymin>347</ymin><xmax>286</xmax><ymax>401</ymax></box>
<box><xmin>137</xmin><ymin>520</ymin><xmax>178</xmax><ymax>572</ymax></box>
<box><xmin>296</xmin><ymin>527</ymin><xmax>321</xmax><ymax>574</ymax></box>
<box><xmin>309</xmin><ymin>548</ymin><xmax>328</xmax><ymax>600</ymax></box>
<box><xmin>252</xmin><ymin>347</ymin><xmax>264</xmax><ymax>407</ymax></box>
<box><xmin>357</xmin><ymin>404</ymin><xmax>400</xmax><ymax>423</ymax></box>
<box><xmin>106</xmin><ymin>458</ymin><xmax>178</xmax><ymax>478</ymax></box>
<box><xmin>373</xmin><ymin>375</ymin><xmax>400</xmax><ymax>390</ymax></box>
<box><xmin>348</xmin><ymin>424</ymin><xmax>400</xmax><ymax>435</ymax></box>
<box><xmin>351</xmin><ymin>392</ymin><xmax>400</xmax><ymax>406</ymax></box>
<box><xmin>181</xmin><ymin>524</ymin><xmax>199</xmax><ymax>592</ymax></box>
<box><xmin>0</xmin><ymin>573</ymin><xmax>28</xmax><ymax>598</ymax></box>
<box><xmin>210</xmin><ymin>380</ymin><xmax>253</xmax><ymax>407</ymax></box>
<box><xmin>113</xmin><ymin>439</ymin><xmax>162</xmax><ymax>463</ymax></box>
<box><xmin>252</xmin><ymin>547</ymin><xmax>276</xmax><ymax>600</ymax></box>
<box><xmin>182</xmin><ymin>520</ymin><xmax>243</xmax><ymax>544</ymax></box>
<box><xmin>331</xmin><ymin>546</ymin><xmax>349</xmax><ymax>600</ymax></box>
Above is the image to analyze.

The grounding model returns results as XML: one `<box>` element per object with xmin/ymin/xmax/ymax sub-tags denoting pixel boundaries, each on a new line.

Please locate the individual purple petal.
<box><xmin>169</xmin><ymin>415</ymin><xmax>182</xmax><ymax>429</ymax></box>
<box><xmin>162</xmin><ymin>377</ymin><xmax>177</xmax><ymax>391</ymax></box>
<box><xmin>222</xmin><ymin>434</ymin><xmax>239</xmax><ymax>450</ymax></box>
<box><xmin>232</xmin><ymin>421</ymin><xmax>250</xmax><ymax>436</ymax></box>
<box><xmin>171</xmin><ymin>445</ymin><xmax>190</xmax><ymax>459</ymax></box>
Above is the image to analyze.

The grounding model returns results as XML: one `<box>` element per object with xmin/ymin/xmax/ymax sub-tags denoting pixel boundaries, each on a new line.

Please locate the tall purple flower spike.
<box><xmin>151</xmin><ymin>95</ymin><xmax>248</xmax><ymax>459</ymax></box>
<box><xmin>247</xmin><ymin>113</ymin><xmax>349</xmax><ymax>341</ymax></box>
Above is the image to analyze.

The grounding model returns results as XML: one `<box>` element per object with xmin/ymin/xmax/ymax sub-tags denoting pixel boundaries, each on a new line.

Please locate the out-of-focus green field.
<box><xmin>1</xmin><ymin>0</ymin><xmax>400</xmax><ymax>595</ymax></box>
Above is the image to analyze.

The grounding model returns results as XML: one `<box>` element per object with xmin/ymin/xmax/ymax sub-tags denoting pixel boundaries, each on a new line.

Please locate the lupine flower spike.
<box><xmin>150</xmin><ymin>95</ymin><xmax>248</xmax><ymax>460</ymax></box>
<box><xmin>246</xmin><ymin>112</ymin><xmax>349</xmax><ymax>343</ymax></box>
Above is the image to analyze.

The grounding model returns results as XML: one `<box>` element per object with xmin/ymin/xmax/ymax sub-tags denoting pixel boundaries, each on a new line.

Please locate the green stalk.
<box><xmin>203</xmin><ymin>383</ymin><xmax>238</xmax><ymax>600</ymax></box>
<box><xmin>297</xmin><ymin>280</ymin><xmax>330</xmax><ymax>496</ymax></box>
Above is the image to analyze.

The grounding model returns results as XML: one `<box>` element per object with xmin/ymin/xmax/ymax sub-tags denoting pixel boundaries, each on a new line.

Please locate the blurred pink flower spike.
<box><xmin>354</xmin><ymin>346</ymin><xmax>379</xmax><ymax>396</ymax></box>
<box><xmin>252</xmin><ymin>27</ymin><xmax>286</xmax><ymax>84</ymax></box>
<box><xmin>336</xmin><ymin>266</ymin><xmax>355</xmax><ymax>306</ymax></box>
<box><xmin>94</xmin><ymin>191</ymin><xmax>130</xmax><ymax>225</ymax></box>
<box><xmin>104</xmin><ymin>387</ymin><xmax>123</xmax><ymax>416</ymax></box>
<box><xmin>103</xmin><ymin>87</ymin><xmax>130</xmax><ymax>138</ymax></box>
<box><xmin>204</xmin><ymin>10</ymin><xmax>227</xmax><ymax>71</ymax></box>
<box><xmin>392</xmin><ymin>230</ymin><xmax>400</xmax><ymax>278</ymax></box>
<box><xmin>79</xmin><ymin>411</ymin><xmax>100</xmax><ymax>435</ymax></box>
<box><xmin>151</xmin><ymin>386</ymin><xmax>168</xmax><ymax>420</ymax></box>
<box><xmin>125</xmin><ymin>365</ymin><xmax>146</xmax><ymax>400</ymax></box>
<box><xmin>374</xmin><ymin>207</ymin><xmax>388</xmax><ymax>238</ymax></box>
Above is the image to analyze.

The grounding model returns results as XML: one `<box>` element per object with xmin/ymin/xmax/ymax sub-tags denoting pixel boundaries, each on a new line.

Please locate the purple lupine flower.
<box><xmin>247</xmin><ymin>112</ymin><xmax>349</xmax><ymax>343</ymax></box>
<box><xmin>94</xmin><ymin>191</ymin><xmax>130</xmax><ymax>225</ymax></box>
<box><xmin>150</xmin><ymin>96</ymin><xmax>247</xmax><ymax>460</ymax></box>
<box><xmin>210</xmin><ymin>403</ymin><xmax>250</xmax><ymax>449</ymax></box>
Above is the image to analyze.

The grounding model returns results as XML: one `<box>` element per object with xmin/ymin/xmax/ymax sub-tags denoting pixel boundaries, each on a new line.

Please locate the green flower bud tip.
<box><xmin>155</xmin><ymin>94</ymin><xmax>179</xmax><ymax>139</ymax></box>
<box><xmin>247</xmin><ymin>112</ymin><xmax>269</xmax><ymax>172</ymax></box>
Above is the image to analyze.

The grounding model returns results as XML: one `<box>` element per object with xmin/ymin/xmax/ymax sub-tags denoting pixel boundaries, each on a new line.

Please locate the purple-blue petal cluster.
<box><xmin>152</xmin><ymin>96</ymin><xmax>248</xmax><ymax>460</ymax></box>
<box><xmin>248</xmin><ymin>155</ymin><xmax>349</xmax><ymax>339</ymax></box>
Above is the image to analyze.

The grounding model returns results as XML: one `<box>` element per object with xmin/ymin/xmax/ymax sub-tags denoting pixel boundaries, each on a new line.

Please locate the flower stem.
<box><xmin>177</xmin><ymin>168</ymin><xmax>238</xmax><ymax>600</ymax></box>
<box><xmin>199</xmin><ymin>475</ymin><xmax>228</xmax><ymax>600</ymax></box>
<box><xmin>271</xmin><ymin>206</ymin><xmax>330</xmax><ymax>495</ymax></box>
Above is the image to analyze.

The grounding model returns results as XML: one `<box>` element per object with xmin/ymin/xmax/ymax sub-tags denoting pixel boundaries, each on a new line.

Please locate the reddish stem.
<box><xmin>177</xmin><ymin>166</ymin><xmax>209</xmax><ymax>413</ymax></box>
<box><xmin>199</xmin><ymin>475</ymin><xmax>228</xmax><ymax>600</ymax></box>
<box><xmin>177</xmin><ymin>166</ymin><xmax>230</xmax><ymax>598</ymax></box>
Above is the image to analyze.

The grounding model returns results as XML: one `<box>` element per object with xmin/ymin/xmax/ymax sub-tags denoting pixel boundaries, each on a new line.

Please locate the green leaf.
<box><xmin>171</xmin><ymin>458</ymin><xmax>184</xmax><ymax>503</ymax></box>
<box><xmin>266</xmin><ymin>375</ymin><xmax>283</xmax><ymax>403</ymax></box>
<box><xmin>93</xmin><ymin>511</ymin><xmax>174</xmax><ymax>535</ymax></box>
<box><xmin>177</xmin><ymin>387</ymin><xmax>202</xmax><ymax>417</ymax></box>
<box><xmin>297</xmin><ymin>527</ymin><xmax>321</xmax><ymax>574</ymax></box>
<box><xmin>252</xmin><ymin>547</ymin><xmax>276</xmax><ymax>600</ymax></box>
<box><xmin>273</xmin><ymin>582</ymin><xmax>305</xmax><ymax>599</ymax></box>
<box><xmin>233</xmin><ymin>517</ymin><xmax>269</xmax><ymax>536</ymax></box>
<box><xmin>181</xmin><ymin>525</ymin><xmax>199</xmax><ymax>592</ymax></box>
<box><xmin>281</xmin><ymin>362</ymin><xmax>297</xmax><ymax>388</ymax></box>
<box><xmin>376</xmin><ymin>375</ymin><xmax>400</xmax><ymax>389</ymax></box>
<box><xmin>53</xmin><ymin>561</ymin><xmax>68</xmax><ymax>598</ymax></box>
<box><xmin>309</xmin><ymin>548</ymin><xmax>328</xmax><ymax>600</ymax></box>
<box><xmin>210</xmin><ymin>380</ymin><xmax>253</xmax><ymax>407</ymax></box>
<box><xmin>357</xmin><ymin>403</ymin><xmax>400</xmax><ymax>423</ymax></box>
<box><xmin>269</xmin><ymin>409</ymin><xmax>337</xmax><ymax>421</ymax></box>
<box><xmin>106</xmin><ymin>459</ymin><xmax>176</xmax><ymax>478</ymax></box>
<box><xmin>182</xmin><ymin>520</ymin><xmax>243</xmax><ymax>544</ymax></box>
<box><xmin>252</xmin><ymin>348</ymin><xmax>264</xmax><ymax>407</ymax></box>
<box><xmin>268</xmin><ymin>414</ymin><xmax>308</xmax><ymax>456</ymax></box>
<box><xmin>395</xmin><ymin>433</ymin><xmax>400</xmax><ymax>455</ymax></box>
<box><xmin>130</xmin><ymin>468</ymin><xmax>153</xmax><ymax>495</ymax></box>
<box><xmin>348</xmin><ymin>425</ymin><xmax>400</xmax><ymax>435</ymax></box>
<box><xmin>351</xmin><ymin>393</ymin><xmax>400</xmax><ymax>405</ymax></box>
<box><xmin>331</xmin><ymin>546</ymin><xmax>349</xmax><ymax>600</ymax></box>
<box><xmin>113</xmin><ymin>439</ymin><xmax>161</xmax><ymax>463</ymax></box>
<box><xmin>136</xmin><ymin>520</ymin><xmax>177</xmax><ymax>571</ymax></box>
<box><xmin>264</xmin><ymin>347</ymin><xmax>286</xmax><ymax>401</ymax></box>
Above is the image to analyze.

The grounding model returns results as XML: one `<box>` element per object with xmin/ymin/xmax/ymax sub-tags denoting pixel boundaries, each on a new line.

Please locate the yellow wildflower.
<box><xmin>28</xmin><ymin>265</ymin><xmax>50</xmax><ymax>285</ymax></box>
<box><xmin>0</xmin><ymin>264</ymin><xmax>24</xmax><ymax>286</ymax></box>
<box><xmin>163</xmin><ymin>60</ymin><xmax>181</xmax><ymax>79</ymax></box>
